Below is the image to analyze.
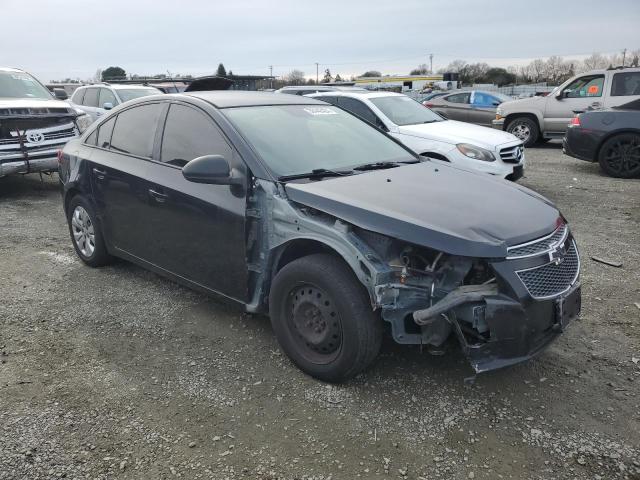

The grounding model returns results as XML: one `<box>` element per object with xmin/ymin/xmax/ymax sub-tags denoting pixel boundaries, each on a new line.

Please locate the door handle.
<box><xmin>148</xmin><ymin>188</ymin><xmax>169</xmax><ymax>203</ymax></box>
<box><xmin>92</xmin><ymin>167</ymin><xmax>107</xmax><ymax>179</ymax></box>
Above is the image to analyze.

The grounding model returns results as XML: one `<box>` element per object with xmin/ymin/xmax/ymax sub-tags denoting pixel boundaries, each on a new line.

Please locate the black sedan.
<box><xmin>563</xmin><ymin>99</ymin><xmax>640</xmax><ymax>178</ymax></box>
<box><xmin>58</xmin><ymin>92</ymin><xmax>581</xmax><ymax>382</ymax></box>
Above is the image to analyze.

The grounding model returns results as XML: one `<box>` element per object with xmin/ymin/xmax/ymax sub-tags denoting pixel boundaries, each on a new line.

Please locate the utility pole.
<box><xmin>315</xmin><ymin>63</ymin><xmax>319</xmax><ymax>84</ymax></box>
<box><xmin>269</xmin><ymin>65</ymin><xmax>273</xmax><ymax>89</ymax></box>
<box><xmin>622</xmin><ymin>48</ymin><xmax>627</xmax><ymax>67</ymax></box>
<box><xmin>429</xmin><ymin>53</ymin><xmax>433</xmax><ymax>74</ymax></box>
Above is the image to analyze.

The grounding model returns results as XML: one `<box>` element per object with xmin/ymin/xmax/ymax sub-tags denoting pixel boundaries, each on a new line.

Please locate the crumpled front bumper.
<box><xmin>0</xmin><ymin>151</ymin><xmax>59</xmax><ymax>177</ymax></box>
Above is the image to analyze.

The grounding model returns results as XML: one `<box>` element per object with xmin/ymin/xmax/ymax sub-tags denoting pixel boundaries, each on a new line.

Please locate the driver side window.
<box><xmin>564</xmin><ymin>75</ymin><xmax>604</xmax><ymax>98</ymax></box>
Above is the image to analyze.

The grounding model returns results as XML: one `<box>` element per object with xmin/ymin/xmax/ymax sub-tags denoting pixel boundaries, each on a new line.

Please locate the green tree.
<box><xmin>322</xmin><ymin>68</ymin><xmax>332</xmax><ymax>83</ymax></box>
<box><xmin>334</xmin><ymin>74</ymin><xmax>342</xmax><ymax>82</ymax></box>
<box><xmin>482</xmin><ymin>67</ymin><xmax>516</xmax><ymax>86</ymax></box>
<box><xmin>217</xmin><ymin>63</ymin><xmax>227</xmax><ymax>76</ymax></box>
<box><xmin>361</xmin><ymin>70</ymin><xmax>381</xmax><ymax>78</ymax></box>
<box><xmin>410</xmin><ymin>64</ymin><xmax>429</xmax><ymax>75</ymax></box>
<box><xmin>101</xmin><ymin>66</ymin><xmax>126</xmax><ymax>81</ymax></box>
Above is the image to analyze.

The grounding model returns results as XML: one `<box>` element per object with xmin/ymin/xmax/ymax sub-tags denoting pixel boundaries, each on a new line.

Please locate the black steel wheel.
<box><xmin>269</xmin><ymin>253</ymin><xmax>382</xmax><ymax>382</ymax></box>
<box><xmin>598</xmin><ymin>133</ymin><xmax>640</xmax><ymax>178</ymax></box>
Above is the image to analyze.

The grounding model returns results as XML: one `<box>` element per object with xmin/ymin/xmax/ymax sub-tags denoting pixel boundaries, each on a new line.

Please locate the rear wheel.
<box><xmin>269</xmin><ymin>254</ymin><xmax>382</xmax><ymax>382</ymax></box>
<box><xmin>507</xmin><ymin>117</ymin><xmax>539</xmax><ymax>147</ymax></box>
<box><xmin>67</xmin><ymin>195</ymin><xmax>112</xmax><ymax>267</ymax></box>
<box><xmin>598</xmin><ymin>133</ymin><xmax>640</xmax><ymax>178</ymax></box>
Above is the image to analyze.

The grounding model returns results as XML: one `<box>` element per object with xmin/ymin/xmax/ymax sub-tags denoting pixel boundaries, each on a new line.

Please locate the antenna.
<box><xmin>167</xmin><ymin>70</ymin><xmax>179</xmax><ymax>93</ymax></box>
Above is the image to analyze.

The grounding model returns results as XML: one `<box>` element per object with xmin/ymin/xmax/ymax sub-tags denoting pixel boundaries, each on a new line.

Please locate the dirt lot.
<box><xmin>1</xmin><ymin>143</ymin><xmax>639</xmax><ymax>480</ymax></box>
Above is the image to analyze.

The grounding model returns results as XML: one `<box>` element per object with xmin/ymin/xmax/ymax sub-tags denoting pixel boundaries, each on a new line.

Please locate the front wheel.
<box><xmin>598</xmin><ymin>133</ymin><xmax>640</xmax><ymax>178</ymax></box>
<box><xmin>507</xmin><ymin>117</ymin><xmax>539</xmax><ymax>147</ymax></box>
<box><xmin>269</xmin><ymin>254</ymin><xmax>382</xmax><ymax>383</ymax></box>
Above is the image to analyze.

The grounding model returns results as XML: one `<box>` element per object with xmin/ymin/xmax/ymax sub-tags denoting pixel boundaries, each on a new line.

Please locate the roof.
<box><xmin>309</xmin><ymin>90</ymin><xmax>405</xmax><ymax>100</ymax></box>
<box><xmin>185</xmin><ymin>91</ymin><xmax>327</xmax><ymax>108</ymax></box>
<box><xmin>0</xmin><ymin>67</ymin><xmax>25</xmax><ymax>73</ymax></box>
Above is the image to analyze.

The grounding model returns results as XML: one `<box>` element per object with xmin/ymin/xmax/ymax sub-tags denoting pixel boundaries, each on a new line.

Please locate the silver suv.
<box><xmin>70</xmin><ymin>83</ymin><xmax>161</xmax><ymax>121</ymax></box>
<box><xmin>493</xmin><ymin>67</ymin><xmax>640</xmax><ymax>146</ymax></box>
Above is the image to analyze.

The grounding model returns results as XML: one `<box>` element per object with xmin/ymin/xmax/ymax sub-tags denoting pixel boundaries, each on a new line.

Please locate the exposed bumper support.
<box><xmin>413</xmin><ymin>284</ymin><xmax>499</xmax><ymax>325</ymax></box>
<box><xmin>0</xmin><ymin>153</ymin><xmax>59</xmax><ymax>177</ymax></box>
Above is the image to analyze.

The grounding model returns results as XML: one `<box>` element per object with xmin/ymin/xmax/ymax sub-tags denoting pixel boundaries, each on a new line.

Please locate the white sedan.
<box><xmin>309</xmin><ymin>91</ymin><xmax>525</xmax><ymax>180</ymax></box>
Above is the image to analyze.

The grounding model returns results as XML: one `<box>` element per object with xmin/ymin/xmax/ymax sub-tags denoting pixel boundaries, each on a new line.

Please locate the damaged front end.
<box><xmin>369</xmin><ymin>223</ymin><xmax>581</xmax><ymax>373</ymax></box>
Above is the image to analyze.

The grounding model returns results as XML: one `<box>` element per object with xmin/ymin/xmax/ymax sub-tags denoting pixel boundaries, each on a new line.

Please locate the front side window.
<box><xmin>564</xmin><ymin>75</ymin><xmax>604</xmax><ymax>98</ymax></box>
<box><xmin>611</xmin><ymin>72</ymin><xmax>640</xmax><ymax>96</ymax></box>
<box><xmin>99</xmin><ymin>88</ymin><xmax>117</xmax><ymax>108</ymax></box>
<box><xmin>83</xmin><ymin>88</ymin><xmax>99</xmax><ymax>107</ymax></box>
<box><xmin>71</xmin><ymin>88</ymin><xmax>85</xmax><ymax>105</ymax></box>
<box><xmin>223</xmin><ymin>105</ymin><xmax>414</xmax><ymax>177</ymax></box>
<box><xmin>110</xmin><ymin>103</ymin><xmax>163</xmax><ymax>158</ymax></box>
<box><xmin>115</xmin><ymin>88</ymin><xmax>161</xmax><ymax>103</ymax></box>
<box><xmin>369</xmin><ymin>95</ymin><xmax>443</xmax><ymax>126</ymax></box>
<box><xmin>160</xmin><ymin>104</ymin><xmax>231</xmax><ymax>167</ymax></box>
<box><xmin>471</xmin><ymin>92</ymin><xmax>510</xmax><ymax>106</ymax></box>
<box><xmin>0</xmin><ymin>71</ymin><xmax>53</xmax><ymax>99</ymax></box>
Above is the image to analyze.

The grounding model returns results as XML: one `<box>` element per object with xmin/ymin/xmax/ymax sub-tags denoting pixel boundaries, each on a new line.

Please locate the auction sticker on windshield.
<box><xmin>303</xmin><ymin>107</ymin><xmax>338</xmax><ymax>115</ymax></box>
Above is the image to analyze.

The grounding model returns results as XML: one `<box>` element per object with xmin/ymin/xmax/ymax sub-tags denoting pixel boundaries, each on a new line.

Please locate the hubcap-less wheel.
<box><xmin>602</xmin><ymin>137</ymin><xmax>640</xmax><ymax>177</ymax></box>
<box><xmin>71</xmin><ymin>206</ymin><xmax>96</xmax><ymax>257</ymax></box>
<box><xmin>287</xmin><ymin>284</ymin><xmax>343</xmax><ymax>364</ymax></box>
<box><xmin>510</xmin><ymin>123</ymin><xmax>531</xmax><ymax>142</ymax></box>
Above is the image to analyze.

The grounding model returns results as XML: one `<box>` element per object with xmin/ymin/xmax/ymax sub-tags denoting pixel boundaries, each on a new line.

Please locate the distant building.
<box><xmin>354</xmin><ymin>74</ymin><xmax>444</xmax><ymax>92</ymax></box>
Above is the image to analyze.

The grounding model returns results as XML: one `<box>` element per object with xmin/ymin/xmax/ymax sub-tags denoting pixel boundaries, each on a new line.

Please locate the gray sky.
<box><xmin>2</xmin><ymin>0</ymin><xmax>638</xmax><ymax>81</ymax></box>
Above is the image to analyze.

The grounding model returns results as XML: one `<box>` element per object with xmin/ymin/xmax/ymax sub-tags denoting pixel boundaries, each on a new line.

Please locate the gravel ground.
<box><xmin>1</xmin><ymin>143</ymin><xmax>639</xmax><ymax>480</ymax></box>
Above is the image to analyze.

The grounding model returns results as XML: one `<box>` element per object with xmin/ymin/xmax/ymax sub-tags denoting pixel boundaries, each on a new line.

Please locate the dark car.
<box><xmin>58</xmin><ymin>92</ymin><xmax>581</xmax><ymax>382</ymax></box>
<box><xmin>563</xmin><ymin>99</ymin><xmax>640</xmax><ymax>178</ymax></box>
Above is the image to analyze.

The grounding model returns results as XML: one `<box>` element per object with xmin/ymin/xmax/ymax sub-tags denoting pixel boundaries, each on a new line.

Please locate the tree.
<box><xmin>228</xmin><ymin>70</ymin><xmax>234</xmax><ymax>76</ymax></box>
<box><xmin>285</xmin><ymin>69</ymin><xmax>306</xmax><ymax>85</ymax></box>
<box><xmin>361</xmin><ymin>70</ymin><xmax>381</xmax><ymax>77</ymax></box>
<box><xmin>410</xmin><ymin>64</ymin><xmax>429</xmax><ymax>75</ymax></box>
<box><xmin>102</xmin><ymin>66</ymin><xmax>126</xmax><ymax>81</ymax></box>
<box><xmin>483</xmin><ymin>67</ymin><xmax>516</xmax><ymax>86</ymax></box>
<box><xmin>334</xmin><ymin>74</ymin><xmax>343</xmax><ymax>82</ymax></box>
<box><xmin>322</xmin><ymin>68</ymin><xmax>332</xmax><ymax>83</ymax></box>
<box><xmin>216</xmin><ymin>63</ymin><xmax>227</xmax><ymax>76</ymax></box>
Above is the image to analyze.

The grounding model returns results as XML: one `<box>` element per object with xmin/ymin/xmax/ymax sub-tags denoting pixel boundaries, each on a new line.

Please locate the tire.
<box><xmin>597</xmin><ymin>133</ymin><xmax>640</xmax><ymax>178</ymax></box>
<box><xmin>507</xmin><ymin>117</ymin><xmax>540</xmax><ymax>147</ymax></box>
<box><xmin>67</xmin><ymin>195</ymin><xmax>112</xmax><ymax>267</ymax></box>
<box><xmin>269</xmin><ymin>253</ymin><xmax>382</xmax><ymax>383</ymax></box>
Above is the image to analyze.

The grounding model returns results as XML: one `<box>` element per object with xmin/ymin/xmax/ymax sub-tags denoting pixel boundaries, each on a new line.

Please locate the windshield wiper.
<box><xmin>277</xmin><ymin>168</ymin><xmax>353</xmax><ymax>182</ymax></box>
<box><xmin>353</xmin><ymin>160</ymin><xmax>419</xmax><ymax>171</ymax></box>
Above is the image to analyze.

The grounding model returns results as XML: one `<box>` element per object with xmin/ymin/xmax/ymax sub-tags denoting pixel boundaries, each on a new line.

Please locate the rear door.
<box><xmin>81</xmin><ymin>87</ymin><xmax>100</xmax><ymax>121</ymax></box>
<box><xmin>606</xmin><ymin>71</ymin><xmax>640</xmax><ymax>107</ymax></box>
<box><xmin>142</xmin><ymin>102</ymin><xmax>248</xmax><ymax>300</ymax></box>
<box><xmin>90</xmin><ymin>102</ymin><xmax>164</xmax><ymax>259</ymax></box>
<box><xmin>434</xmin><ymin>92</ymin><xmax>470</xmax><ymax>121</ymax></box>
<box><xmin>544</xmin><ymin>74</ymin><xmax>605</xmax><ymax>133</ymax></box>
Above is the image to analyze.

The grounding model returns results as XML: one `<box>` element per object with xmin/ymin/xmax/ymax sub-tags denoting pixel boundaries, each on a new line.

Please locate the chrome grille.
<box><xmin>507</xmin><ymin>224</ymin><xmax>568</xmax><ymax>259</ymax></box>
<box><xmin>516</xmin><ymin>241</ymin><xmax>580</xmax><ymax>299</ymax></box>
<box><xmin>500</xmin><ymin>144</ymin><xmax>524</xmax><ymax>163</ymax></box>
<box><xmin>0</xmin><ymin>123</ymin><xmax>77</xmax><ymax>147</ymax></box>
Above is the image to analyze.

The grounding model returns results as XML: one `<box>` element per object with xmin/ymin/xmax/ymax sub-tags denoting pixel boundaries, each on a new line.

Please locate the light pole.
<box><xmin>315</xmin><ymin>63</ymin><xmax>319</xmax><ymax>84</ymax></box>
<box><xmin>429</xmin><ymin>53</ymin><xmax>433</xmax><ymax>74</ymax></box>
<box><xmin>269</xmin><ymin>65</ymin><xmax>273</xmax><ymax>89</ymax></box>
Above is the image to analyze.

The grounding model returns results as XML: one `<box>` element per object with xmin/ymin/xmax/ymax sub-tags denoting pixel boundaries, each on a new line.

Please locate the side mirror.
<box><xmin>103</xmin><ymin>102</ymin><xmax>114</xmax><ymax>110</ymax></box>
<box><xmin>492</xmin><ymin>101</ymin><xmax>501</xmax><ymax>106</ymax></box>
<box><xmin>555</xmin><ymin>90</ymin><xmax>567</xmax><ymax>100</ymax></box>
<box><xmin>182</xmin><ymin>155</ymin><xmax>243</xmax><ymax>185</ymax></box>
<box><xmin>53</xmin><ymin>88</ymin><xmax>68</xmax><ymax>100</ymax></box>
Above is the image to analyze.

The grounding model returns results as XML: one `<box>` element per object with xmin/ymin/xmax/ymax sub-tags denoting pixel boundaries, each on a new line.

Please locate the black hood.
<box><xmin>284</xmin><ymin>162</ymin><xmax>560</xmax><ymax>258</ymax></box>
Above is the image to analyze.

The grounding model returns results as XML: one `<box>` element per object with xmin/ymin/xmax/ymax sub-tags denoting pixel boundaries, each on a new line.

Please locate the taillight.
<box><xmin>570</xmin><ymin>115</ymin><xmax>581</xmax><ymax>127</ymax></box>
<box><xmin>57</xmin><ymin>149</ymin><xmax>63</xmax><ymax>165</ymax></box>
<box><xmin>423</xmin><ymin>102</ymin><xmax>434</xmax><ymax>108</ymax></box>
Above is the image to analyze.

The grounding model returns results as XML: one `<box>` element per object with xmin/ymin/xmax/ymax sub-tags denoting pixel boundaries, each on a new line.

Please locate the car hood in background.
<box><xmin>0</xmin><ymin>97</ymin><xmax>74</xmax><ymax>111</ymax></box>
<box><xmin>285</xmin><ymin>162</ymin><xmax>559</xmax><ymax>258</ymax></box>
<box><xmin>398</xmin><ymin>120</ymin><xmax>519</xmax><ymax>149</ymax></box>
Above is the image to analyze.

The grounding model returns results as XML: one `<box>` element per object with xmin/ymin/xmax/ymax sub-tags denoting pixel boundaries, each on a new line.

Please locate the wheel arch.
<box><xmin>595</xmin><ymin>129</ymin><xmax>640</xmax><ymax>159</ymax></box>
<box><xmin>504</xmin><ymin>112</ymin><xmax>542</xmax><ymax>132</ymax></box>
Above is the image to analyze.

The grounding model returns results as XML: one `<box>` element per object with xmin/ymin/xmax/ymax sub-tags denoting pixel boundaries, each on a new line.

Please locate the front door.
<box><xmin>468</xmin><ymin>91</ymin><xmax>500</xmax><ymax>127</ymax></box>
<box><xmin>544</xmin><ymin>74</ymin><xmax>605</xmax><ymax>133</ymax></box>
<box><xmin>142</xmin><ymin>102</ymin><xmax>248</xmax><ymax>301</ymax></box>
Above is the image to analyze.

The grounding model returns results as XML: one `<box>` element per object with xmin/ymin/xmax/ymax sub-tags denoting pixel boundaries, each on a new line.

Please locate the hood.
<box><xmin>285</xmin><ymin>162</ymin><xmax>559</xmax><ymax>258</ymax></box>
<box><xmin>398</xmin><ymin>120</ymin><xmax>519</xmax><ymax>149</ymax></box>
<box><xmin>499</xmin><ymin>95</ymin><xmax>547</xmax><ymax>113</ymax></box>
<box><xmin>0</xmin><ymin>97</ymin><xmax>74</xmax><ymax>111</ymax></box>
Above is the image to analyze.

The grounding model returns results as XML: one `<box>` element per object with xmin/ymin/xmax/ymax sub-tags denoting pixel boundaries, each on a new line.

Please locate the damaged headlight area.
<box><xmin>74</xmin><ymin>113</ymin><xmax>93</xmax><ymax>133</ymax></box>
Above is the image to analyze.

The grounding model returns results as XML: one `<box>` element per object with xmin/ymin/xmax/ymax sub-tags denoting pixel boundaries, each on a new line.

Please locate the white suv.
<box><xmin>310</xmin><ymin>91</ymin><xmax>525</xmax><ymax>180</ymax></box>
<box><xmin>493</xmin><ymin>67</ymin><xmax>640</xmax><ymax>146</ymax></box>
<box><xmin>69</xmin><ymin>83</ymin><xmax>161</xmax><ymax>121</ymax></box>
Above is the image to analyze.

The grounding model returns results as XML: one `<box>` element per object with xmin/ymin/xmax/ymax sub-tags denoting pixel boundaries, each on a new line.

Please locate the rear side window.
<box><xmin>160</xmin><ymin>104</ymin><xmax>231</xmax><ymax>167</ymax></box>
<box><xmin>99</xmin><ymin>88</ymin><xmax>117</xmax><ymax>108</ymax></box>
<box><xmin>338</xmin><ymin>97</ymin><xmax>378</xmax><ymax>125</ymax></box>
<box><xmin>611</xmin><ymin>72</ymin><xmax>640</xmax><ymax>96</ymax></box>
<box><xmin>71</xmin><ymin>88</ymin><xmax>85</xmax><ymax>105</ymax></box>
<box><xmin>445</xmin><ymin>92</ymin><xmax>470</xmax><ymax>104</ymax></box>
<box><xmin>110</xmin><ymin>103</ymin><xmax>163</xmax><ymax>158</ymax></box>
<box><xmin>97</xmin><ymin>116</ymin><xmax>116</xmax><ymax>149</ymax></box>
<box><xmin>564</xmin><ymin>75</ymin><xmax>604</xmax><ymax>98</ymax></box>
<box><xmin>83</xmin><ymin>88</ymin><xmax>99</xmax><ymax>107</ymax></box>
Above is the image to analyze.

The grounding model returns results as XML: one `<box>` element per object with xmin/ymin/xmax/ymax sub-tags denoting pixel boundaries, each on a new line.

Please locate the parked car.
<box><xmin>58</xmin><ymin>92</ymin><xmax>581</xmax><ymax>382</ymax></box>
<box><xmin>0</xmin><ymin>67</ymin><xmax>92</xmax><ymax>178</ymax></box>
<box><xmin>419</xmin><ymin>91</ymin><xmax>448</xmax><ymax>104</ymax></box>
<box><xmin>310</xmin><ymin>91</ymin><xmax>525</xmax><ymax>180</ymax></box>
<box><xmin>277</xmin><ymin>85</ymin><xmax>368</xmax><ymax>95</ymax></box>
<box><xmin>494</xmin><ymin>67</ymin><xmax>640</xmax><ymax>146</ymax></box>
<box><xmin>427</xmin><ymin>90</ymin><xmax>513</xmax><ymax>127</ymax></box>
<box><xmin>563</xmin><ymin>98</ymin><xmax>640</xmax><ymax>178</ymax></box>
<box><xmin>69</xmin><ymin>83</ymin><xmax>162</xmax><ymax>121</ymax></box>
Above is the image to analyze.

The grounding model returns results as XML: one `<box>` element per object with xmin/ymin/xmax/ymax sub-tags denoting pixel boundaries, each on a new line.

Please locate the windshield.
<box><xmin>116</xmin><ymin>88</ymin><xmax>160</xmax><ymax>103</ymax></box>
<box><xmin>370</xmin><ymin>95</ymin><xmax>443</xmax><ymax>126</ymax></box>
<box><xmin>224</xmin><ymin>105</ymin><xmax>415</xmax><ymax>177</ymax></box>
<box><xmin>0</xmin><ymin>71</ymin><xmax>53</xmax><ymax>99</ymax></box>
